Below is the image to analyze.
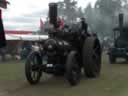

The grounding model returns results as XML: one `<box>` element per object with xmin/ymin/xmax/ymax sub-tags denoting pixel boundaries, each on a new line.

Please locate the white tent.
<box><xmin>5</xmin><ymin>34</ymin><xmax>21</xmax><ymax>40</ymax></box>
<box><xmin>5</xmin><ymin>34</ymin><xmax>48</xmax><ymax>41</ymax></box>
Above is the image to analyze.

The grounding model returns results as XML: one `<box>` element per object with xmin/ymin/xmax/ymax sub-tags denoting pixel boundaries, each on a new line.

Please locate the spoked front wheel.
<box><xmin>65</xmin><ymin>51</ymin><xmax>81</xmax><ymax>86</ymax></box>
<box><xmin>25</xmin><ymin>52</ymin><xmax>42</xmax><ymax>85</ymax></box>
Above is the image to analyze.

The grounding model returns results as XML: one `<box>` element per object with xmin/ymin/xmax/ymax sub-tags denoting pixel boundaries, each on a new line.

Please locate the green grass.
<box><xmin>0</xmin><ymin>55</ymin><xmax>128</xmax><ymax>96</ymax></box>
<box><xmin>0</xmin><ymin>60</ymin><xmax>24</xmax><ymax>80</ymax></box>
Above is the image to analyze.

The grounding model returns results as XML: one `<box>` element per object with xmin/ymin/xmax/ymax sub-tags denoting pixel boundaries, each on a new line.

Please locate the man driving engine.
<box><xmin>80</xmin><ymin>17</ymin><xmax>89</xmax><ymax>36</ymax></box>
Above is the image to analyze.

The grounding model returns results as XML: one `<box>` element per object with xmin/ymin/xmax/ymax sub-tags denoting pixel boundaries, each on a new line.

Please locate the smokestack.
<box><xmin>119</xmin><ymin>13</ymin><xmax>124</xmax><ymax>34</ymax></box>
<box><xmin>119</xmin><ymin>13</ymin><xmax>124</xmax><ymax>29</ymax></box>
<box><xmin>49</xmin><ymin>3</ymin><xmax>58</xmax><ymax>28</ymax></box>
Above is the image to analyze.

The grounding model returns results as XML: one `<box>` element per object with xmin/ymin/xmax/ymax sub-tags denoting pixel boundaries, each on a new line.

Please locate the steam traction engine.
<box><xmin>108</xmin><ymin>13</ymin><xmax>128</xmax><ymax>63</ymax></box>
<box><xmin>25</xmin><ymin>3</ymin><xmax>102</xmax><ymax>86</ymax></box>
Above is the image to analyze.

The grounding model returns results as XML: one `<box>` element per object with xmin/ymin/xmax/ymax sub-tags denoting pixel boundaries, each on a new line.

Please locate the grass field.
<box><xmin>0</xmin><ymin>55</ymin><xmax>128</xmax><ymax>96</ymax></box>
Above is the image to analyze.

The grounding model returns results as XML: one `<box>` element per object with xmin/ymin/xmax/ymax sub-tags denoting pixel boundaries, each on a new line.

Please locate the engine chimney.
<box><xmin>119</xmin><ymin>13</ymin><xmax>124</xmax><ymax>32</ymax></box>
<box><xmin>49</xmin><ymin>3</ymin><xmax>58</xmax><ymax>28</ymax></box>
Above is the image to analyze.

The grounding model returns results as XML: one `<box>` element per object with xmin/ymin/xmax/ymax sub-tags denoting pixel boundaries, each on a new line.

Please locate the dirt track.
<box><xmin>1</xmin><ymin>55</ymin><xmax>128</xmax><ymax>96</ymax></box>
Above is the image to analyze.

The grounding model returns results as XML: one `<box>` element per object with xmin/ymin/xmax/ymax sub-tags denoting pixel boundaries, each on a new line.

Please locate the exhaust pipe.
<box><xmin>119</xmin><ymin>13</ymin><xmax>124</xmax><ymax>32</ymax></box>
<box><xmin>49</xmin><ymin>3</ymin><xmax>58</xmax><ymax>28</ymax></box>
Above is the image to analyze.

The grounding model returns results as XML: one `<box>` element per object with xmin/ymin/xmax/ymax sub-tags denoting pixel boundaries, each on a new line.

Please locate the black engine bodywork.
<box><xmin>25</xmin><ymin>2</ymin><xmax>102</xmax><ymax>86</ymax></box>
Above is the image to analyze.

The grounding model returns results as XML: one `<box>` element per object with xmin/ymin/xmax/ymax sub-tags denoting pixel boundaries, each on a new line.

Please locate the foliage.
<box><xmin>58</xmin><ymin>0</ymin><xmax>84</xmax><ymax>22</ymax></box>
<box><xmin>84</xmin><ymin>0</ymin><xmax>123</xmax><ymax>40</ymax></box>
<box><xmin>95</xmin><ymin>0</ymin><xmax>122</xmax><ymax>16</ymax></box>
<box><xmin>57</xmin><ymin>0</ymin><xmax>124</xmax><ymax>39</ymax></box>
<box><xmin>40</xmin><ymin>0</ymin><xmax>128</xmax><ymax>39</ymax></box>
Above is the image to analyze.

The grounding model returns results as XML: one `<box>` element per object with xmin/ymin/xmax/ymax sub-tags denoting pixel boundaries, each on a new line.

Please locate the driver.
<box><xmin>80</xmin><ymin>17</ymin><xmax>89</xmax><ymax>36</ymax></box>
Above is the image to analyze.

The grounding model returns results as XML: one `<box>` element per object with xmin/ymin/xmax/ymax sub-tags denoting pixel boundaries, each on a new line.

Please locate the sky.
<box><xmin>2</xmin><ymin>0</ymin><xmax>97</xmax><ymax>31</ymax></box>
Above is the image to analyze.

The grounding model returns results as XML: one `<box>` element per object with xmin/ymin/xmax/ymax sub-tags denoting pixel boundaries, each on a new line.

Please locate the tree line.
<box><xmin>57</xmin><ymin>0</ymin><xmax>128</xmax><ymax>40</ymax></box>
<box><xmin>39</xmin><ymin>0</ymin><xmax>128</xmax><ymax>40</ymax></box>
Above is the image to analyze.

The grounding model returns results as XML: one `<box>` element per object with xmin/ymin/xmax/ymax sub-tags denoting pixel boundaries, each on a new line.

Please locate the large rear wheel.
<box><xmin>83</xmin><ymin>37</ymin><xmax>102</xmax><ymax>78</ymax></box>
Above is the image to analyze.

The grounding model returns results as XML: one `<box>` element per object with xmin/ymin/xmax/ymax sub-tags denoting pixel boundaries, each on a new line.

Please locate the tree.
<box><xmin>93</xmin><ymin>0</ymin><xmax>122</xmax><ymax>38</ymax></box>
<box><xmin>95</xmin><ymin>0</ymin><xmax>122</xmax><ymax>16</ymax></box>
<box><xmin>84</xmin><ymin>3</ymin><xmax>105</xmax><ymax>38</ymax></box>
<box><xmin>58</xmin><ymin>0</ymin><xmax>79</xmax><ymax>22</ymax></box>
<box><xmin>123</xmin><ymin>0</ymin><xmax>128</xmax><ymax>9</ymax></box>
<box><xmin>84</xmin><ymin>3</ymin><xmax>93</xmax><ymax>24</ymax></box>
<box><xmin>76</xmin><ymin>7</ymin><xmax>84</xmax><ymax>18</ymax></box>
